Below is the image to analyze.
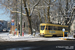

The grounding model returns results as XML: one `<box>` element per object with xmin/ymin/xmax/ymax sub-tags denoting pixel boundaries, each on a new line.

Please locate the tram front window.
<box><xmin>41</xmin><ymin>26</ymin><xmax>45</xmax><ymax>30</ymax></box>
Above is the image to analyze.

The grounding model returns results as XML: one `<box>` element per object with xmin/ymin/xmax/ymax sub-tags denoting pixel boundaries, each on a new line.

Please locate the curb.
<box><xmin>60</xmin><ymin>38</ymin><xmax>75</xmax><ymax>40</ymax></box>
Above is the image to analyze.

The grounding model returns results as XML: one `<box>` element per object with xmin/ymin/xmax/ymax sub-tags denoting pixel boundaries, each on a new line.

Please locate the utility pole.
<box><xmin>20</xmin><ymin>0</ymin><xmax>22</xmax><ymax>36</ymax></box>
<box><xmin>16</xmin><ymin>0</ymin><xmax>17</xmax><ymax>34</ymax></box>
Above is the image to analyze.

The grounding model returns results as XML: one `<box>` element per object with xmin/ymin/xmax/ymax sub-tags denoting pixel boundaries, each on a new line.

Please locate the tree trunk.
<box><xmin>66</xmin><ymin>0</ymin><xmax>68</xmax><ymax>13</ymax></box>
<box><xmin>44</xmin><ymin>9</ymin><xmax>47</xmax><ymax>23</ymax></box>
<box><xmin>28</xmin><ymin>16</ymin><xmax>33</xmax><ymax>34</ymax></box>
<box><xmin>23</xmin><ymin>0</ymin><xmax>33</xmax><ymax>34</ymax></box>
<box><xmin>47</xmin><ymin>6</ymin><xmax>50</xmax><ymax>23</ymax></box>
<box><xmin>47</xmin><ymin>0</ymin><xmax>51</xmax><ymax>23</ymax></box>
<box><xmin>38</xmin><ymin>11</ymin><xmax>42</xmax><ymax>23</ymax></box>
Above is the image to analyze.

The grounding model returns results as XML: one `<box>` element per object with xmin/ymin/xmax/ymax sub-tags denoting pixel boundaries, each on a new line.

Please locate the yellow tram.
<box><xmin>40</xmin><ymin>23</ymin><xmax>68</xmax><ymax>37</ymax></box>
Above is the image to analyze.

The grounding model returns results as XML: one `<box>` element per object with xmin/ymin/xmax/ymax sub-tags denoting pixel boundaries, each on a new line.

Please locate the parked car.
<box><xmin>3</xmin><ymin>28</ymin><xmax>8</xmax><ymax>32</ymax></box>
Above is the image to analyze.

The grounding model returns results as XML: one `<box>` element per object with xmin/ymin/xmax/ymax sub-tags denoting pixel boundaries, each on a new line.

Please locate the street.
<box><xmin>0</xmin><ymin>0</ymin><xmax>75</xmax><ymax>50</ymax></box>
<box><xmin>0</xmin><ymin>41</ymin><xmax>75</xmax><ymax>50</ymax></box>
<box><xmin>0</xmin><ymin>32</ymin><xmax>74</xmax><ymax>50</ymax></box>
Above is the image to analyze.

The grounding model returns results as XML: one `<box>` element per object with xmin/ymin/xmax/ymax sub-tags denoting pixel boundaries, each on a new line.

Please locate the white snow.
<box><xmin>0</xmin><ymin>32</ymin><xmax>66</xmax><ymax>42</ymax></box>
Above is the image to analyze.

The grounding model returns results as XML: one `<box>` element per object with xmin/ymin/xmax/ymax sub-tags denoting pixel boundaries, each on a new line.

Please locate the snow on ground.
<box><xmin>0</xmin><ymin>32</ymin><xmax>66</xmax><ymax>42</ymax></box>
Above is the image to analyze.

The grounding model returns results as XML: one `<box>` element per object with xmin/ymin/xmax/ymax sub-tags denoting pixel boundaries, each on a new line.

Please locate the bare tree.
<box><xmin>23</xmin><ymin>0</ymin><xmax>40</xmax><ymax>34</ymax></box>
<box><xmin>0</xmin><ymin>0</ymin><xmax>40</xmax><ymax>34</ymax></box>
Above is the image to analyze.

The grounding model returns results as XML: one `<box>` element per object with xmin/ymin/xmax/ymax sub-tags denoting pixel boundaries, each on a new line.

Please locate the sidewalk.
<box><xmin>0</xmin><ymin>33</ymin><xmax>35</xmax><ymax>41</ymax></box>
<box><xmin>0</xmin><ymin>33</ymin><xmax>63</xmax><ymax>42</ymax></box>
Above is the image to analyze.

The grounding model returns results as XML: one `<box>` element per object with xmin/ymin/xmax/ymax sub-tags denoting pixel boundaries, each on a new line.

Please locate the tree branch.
<box><xmin>1</xmin><ymin>4</ymin><xmax>26</xmax><ymax>16</ymax></box>
<box><xmin>44</xmin><ymin>0</ymin><xmax>49</xmax><ymax>5</ymax></box>
<box><xmin>30</xmin><ymin>0</ymin><xmax>40</xmax><ymax>16</ymax></box>
<box><xmin>11</xmin><ymin>11</ymin><xmax>26</xmax><ymax>16</ymax></box>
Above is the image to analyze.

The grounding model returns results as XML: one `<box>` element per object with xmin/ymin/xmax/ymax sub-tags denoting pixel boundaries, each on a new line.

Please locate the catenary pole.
<box><xmin>16</xmin><ymin>0</ymin><xmax>17</xmax><ymax>34</ymax></box>
<box><xmin>20</xmin><ymin>0</ymin><xmax>22</xmax><ymax>36</ymax></box>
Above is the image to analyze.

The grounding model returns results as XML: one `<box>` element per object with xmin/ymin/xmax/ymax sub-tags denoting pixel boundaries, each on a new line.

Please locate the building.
<box><xmin>0</xmin><ymin>20</ymin><xmax>8</xmax><ymax>31</ymax></box>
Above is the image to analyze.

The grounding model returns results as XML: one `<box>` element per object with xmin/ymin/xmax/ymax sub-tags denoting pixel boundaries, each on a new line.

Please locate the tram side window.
<box><xmin>64</xmin><ymin>27</ymin><xmax>68</xmax><ymax>31</ymax></box>
<box><xmin>45</xmin><ymin>26</ymin><xmax>48</xmax><ymax>30</ymax></box>
<box><xmin>48</xmin><ymin>26</ymin><xmax>50</xmax><ymax>30</ymax></box>
<box><xmin>45</xmin><ymin>27</ymin><xmax>47</xmax><ymax>30</ymax></box>
<box><xmin>58</xmin><ymin>27</ymin><xmax>62</xmax><ymax>30</ymax></box>
<box><xmin>48</xmin><ymin>26</ymin><xmax>54</xmax><ymax>30</ymax></box>
<box><xmin>54</xmin><ymin>26</ymin><xmax>58</xmax><ymax>30</ymax></box>
<box><xmin>41</xmin><ymin>26</ymin><xmax>45</xmax><ymax>30</ymax></box>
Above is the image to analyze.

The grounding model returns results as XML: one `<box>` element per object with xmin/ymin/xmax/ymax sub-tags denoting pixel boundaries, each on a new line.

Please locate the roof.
<box><xmin>40</xmin><ymin>23</ymin><xmax>68</xmax><ymax>27</ymax></box>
